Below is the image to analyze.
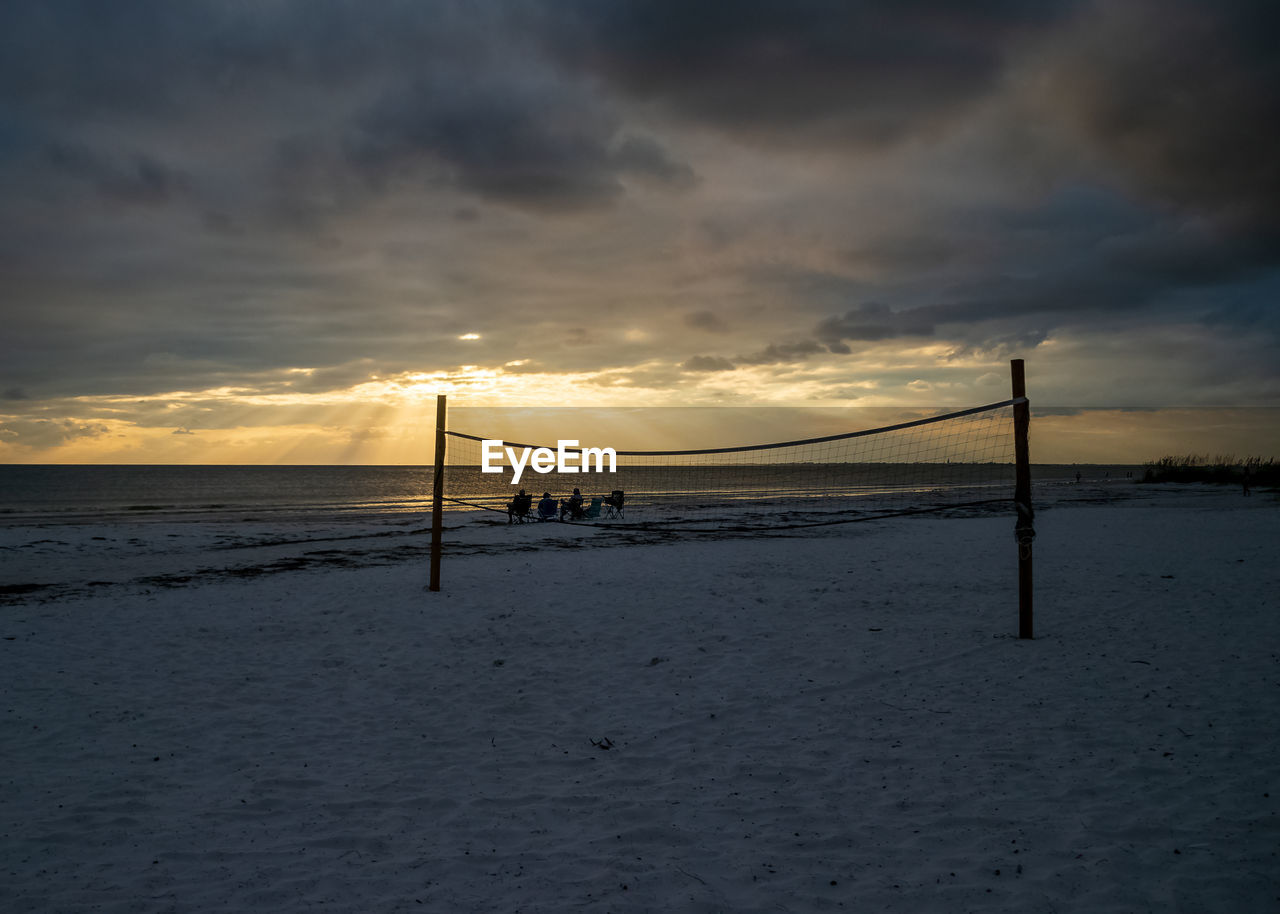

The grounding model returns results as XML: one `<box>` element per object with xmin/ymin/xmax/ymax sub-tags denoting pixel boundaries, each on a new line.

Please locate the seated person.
<box><xmin>505</xmin><ymin>489</ymin><xmax>532</xmax><ymax>524</ymax></box>
<box><xmin>536</xmin><ymin>492</ymin><xmax>558</xmax><ymax>520</ymax></box>
<box><xmin>560</xmin><ymin>487</ymin><xmax>585</xmax><ymax>520</ymax></box>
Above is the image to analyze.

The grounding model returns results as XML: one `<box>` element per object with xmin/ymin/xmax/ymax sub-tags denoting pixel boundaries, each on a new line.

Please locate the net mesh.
<box><xmin>440</xmin><ymin>401</ymin><xmax>1020</xmax><ymax>530</ymax></box>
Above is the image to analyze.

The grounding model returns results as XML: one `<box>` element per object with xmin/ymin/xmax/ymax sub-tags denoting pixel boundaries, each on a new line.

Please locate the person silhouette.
<box><xmin>560</xmin><ymin>487</ymin><xmax>584</xmax><ymax>520</ymax></box>
<box><xmin>506</xmin><ymin>489</ymin><xmax>532</xmax><ymax>523</ymax></box>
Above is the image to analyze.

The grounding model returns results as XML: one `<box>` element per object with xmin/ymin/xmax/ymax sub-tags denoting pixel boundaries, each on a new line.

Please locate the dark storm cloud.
<box><xmin>1099</xmin><ymin>225</ymin><xmax>1270</xmax><ymax>288</ymax></box>
<box><xmin>0</xmin><ymin>1</ymin><xmax>208</xmax><ymax>119</ymax></box>
<box><xmin>43</xmin><ymin>141</ymin><xmax>188</xmax><ymax>206</ymax></box>
<box><xmin>733</xmin><ymin>248</ymin><xmax>1177</xmax><ymax>365</ymax></box>
<box><xmin>0</xmin><ymin>1</ymin><xmax>479</xmax><ymax>119</ymax></box>
<box><xmin>813</xmin><ymin>271</ymin><xmax>1154</xmax><ymax>347</ymax></box>
<box><xmin>843</xmin><ymin>236</ymin><xmax>960</xmax><ymax>274</ymax></box>
<box><xmin>815</xmin><ymin>303</ymin><xmax>937</xmax><ymax>346</ymax></box>
<box><xmin>735</xmin><ymin>340</ymin><xmax>826</xmax><ymax>366</ymax></box>
<box><xmin>540</xmin><ymin>0</ymin><xmax>1280</xmax><ymax>285</ymax></box>
<box><xmin>345</xmin><ymin>76</ymin><xmax>694</xmax><ymax>212</ymax></box>
<box><xmin>2</xmin><ymin>0</ymin><xmax>696</xmax><ymax>219</ymax></box>
<box><xmin>691</xmin><ymin>303</ymin><xmax>941</xmax><ymax>370</ymax></box>
<box><xmin>540</xmin><ymin>0</ymin><xmax>1078</xmax><ymax>145</ymax></box>
<box><xmin>1040</xmin><ymin>0</ymin><xmax>1280</xmax><ymax>242</ymax></box>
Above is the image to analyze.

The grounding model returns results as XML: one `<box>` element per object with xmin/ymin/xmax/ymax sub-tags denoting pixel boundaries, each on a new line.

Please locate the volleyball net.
<box><xmin>438</xmin><ymin>399</ymin><xmax>1024</xmax><ymax>530</ymax></box>
<box><xmin>428</xmin><ymin>360</ymin><xmax>1035</xmax><ymax>638</ymax></box>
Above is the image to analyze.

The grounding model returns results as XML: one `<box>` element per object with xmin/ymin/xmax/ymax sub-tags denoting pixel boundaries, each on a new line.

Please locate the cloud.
<box><xmin>735</xmin><ymin>340</ymin><xmax>826</xmax><ymax>365</ymax></box>
<box><xmin>681</xmin><ymin>355</ymin><xmax>736</xmax><ymax>372</ymax></box>
<box><xmin>683</xmin><ymin>311</ymin><xmax>730</xmax><ymax>333</ymax></box>
<box><xmin>2</xmin><ymin>2</ymin><xmax>696</xmax><ymax>223</ymax></box>
<box><xmin>0</xmin><ymin>418</ymin><xmax>111</xmax><ymax>449</ymax></box>
<box><xmin>815</xmin><ymin>303</ymin><xmax>937</xmax><ymax>345</ymax></box>
<box><xmin>1035</xmin><ymin>1</ymin><xmax>1280</xmax><ymax>241</ymax></box>
<box><xmin>347</xmin><ymin>74</ymin><xmax>623</xmax><ymax>212</ymax></box>
<box><xmin>1099</xmin><ymin>222</ymin><xmax>1264</xmax><ymax>287</ymax></box>
<box><xmin>0</xmin><ymin>1</ymin><xmax>489</xmax><ymax>122</ymax></box>
<box><xmin>43</xmin><ymin>141</ymin><xmax>188</xmax><ymax>206</ymax></box>
<box><xmin>0</xmin><ymin>0</ymin><xmax>1277</xmax><ymax>437</ymax></box>
<box><xmin>610</xmin><ymin>134</ymin><xmax>699</xmax><ymax>188</ymax></box>
<box><xmin>541</xmin><ymin>0</ymin><xmax>1076</xmax><ymax>147</ymax></box>
<box><xmin>501</xmin><ymin>360</ymin><xmax>544</xmax><ymax>375</ymax></box>
<box><xmin>561</xmin><ymin>329</ymin><xmax>595</xmax><ymax>347</ymax></box>
<box><xmin>843</xmin><ymin>235</ymin><xmax>960</xmax><ymax>274</ymax></box>
<box><xmin>344</xmin><ymin>73</ymin><xmax>695</xmax><ymax>213</ymax></box>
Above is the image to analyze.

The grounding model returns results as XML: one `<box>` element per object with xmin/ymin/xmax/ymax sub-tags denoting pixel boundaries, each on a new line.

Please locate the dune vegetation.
<box><xmin>1141</xmin><ymin>454</ymin><xmax>1275</xmax><ymax>486</ymax></box>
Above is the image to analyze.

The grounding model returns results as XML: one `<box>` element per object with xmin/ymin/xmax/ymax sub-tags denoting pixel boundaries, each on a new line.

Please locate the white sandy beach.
<box><xmin>2</xmin><ymin>485</ymin><xmax>1277</xmax><ymax>912</ymax></box>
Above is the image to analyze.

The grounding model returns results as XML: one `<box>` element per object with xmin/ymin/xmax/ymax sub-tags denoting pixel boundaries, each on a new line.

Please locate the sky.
<box><xmin>1</xmin><ymin>0</ymin><xmax>1278</xmax><ymax>465</ymax></box>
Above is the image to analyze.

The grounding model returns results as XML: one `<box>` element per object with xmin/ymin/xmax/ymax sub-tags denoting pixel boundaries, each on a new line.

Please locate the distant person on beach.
<box><xmin>1075</xmin><ymin>471</ymin><xmax>1082</xmax><ymax>484</ymax></box>
<box><xmin>560</xmin><ymin>487</ymin><xmax>584</xmax><ymax>520</ymax></box>
<box><xmin>506</xmin><ymin>489</ymin><xmax>532</xmax><ymax>524</ymax></box>
<box><xmin>1243</xmin><ymin>466</ymin><xmax>1251</xmax><ymax>497</ymax></box>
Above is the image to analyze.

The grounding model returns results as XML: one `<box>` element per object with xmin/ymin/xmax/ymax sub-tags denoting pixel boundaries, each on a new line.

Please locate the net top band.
<box><xmin>444</xmin><ymin>397</ymin><xmax>1025</xmax><ymax>457</ymax></box>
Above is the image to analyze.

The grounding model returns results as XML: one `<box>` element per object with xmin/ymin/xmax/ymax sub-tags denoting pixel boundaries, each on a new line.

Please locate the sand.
<box><xmin>2</xmin><ymin>486</ymin><xmax>1277</xmax><ymax>912</ymax></box>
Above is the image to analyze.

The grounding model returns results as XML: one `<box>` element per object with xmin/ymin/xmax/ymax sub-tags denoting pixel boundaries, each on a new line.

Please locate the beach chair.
<box><xmin>506</xmin><ymin>492</ymin><xmax>533</xmax><ymax>524</ymax></box>
<box><xmin>602</xmin><ymin>490</ymin><xmax>625</xmax><ymax>519</ymax></box>
<box><xmin>583</xmin><ymin>497</ymin><xmax>602</xmax><ymax>520</ymax></box>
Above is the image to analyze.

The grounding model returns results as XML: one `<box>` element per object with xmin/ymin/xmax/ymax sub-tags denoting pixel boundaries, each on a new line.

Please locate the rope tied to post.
<box><xmin>1014</xmin><ymin>497</ymin><xmax>1035</xmax><ymax>558</ymax></box>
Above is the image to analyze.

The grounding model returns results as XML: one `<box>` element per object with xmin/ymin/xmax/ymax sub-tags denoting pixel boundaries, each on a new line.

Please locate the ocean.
<box><xmin>0</xmin><ymin>463</ymin><xmax>1141</xmax><ymax>524</ymax></box>
<box><xmin>0</xmin><ymin>465</ymin><xmax>437</xmax><ymax>523</ymax></box>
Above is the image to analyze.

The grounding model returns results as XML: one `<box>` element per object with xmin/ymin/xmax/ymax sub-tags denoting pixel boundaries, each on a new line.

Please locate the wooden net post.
<box><xmin>1011</xmin><ymin>359</ymin><xmax>1034</xmax><ymax>639</ymax></box>
<box><xmin>429</xmin><ymin>394</ymin><xmax>446</xmax><ymax>592</ymax></box>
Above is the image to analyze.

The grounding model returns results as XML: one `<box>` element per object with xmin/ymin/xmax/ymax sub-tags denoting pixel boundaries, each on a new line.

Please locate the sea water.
<box><xmin>0</xmin><ymin>463</ymin><xmax>1140</xmax><ymax>524</ymax></box>
<box><xmin>0</xmin><ymin>465</ymin><xmax>437</xmax><ymax>522</ymax></box>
